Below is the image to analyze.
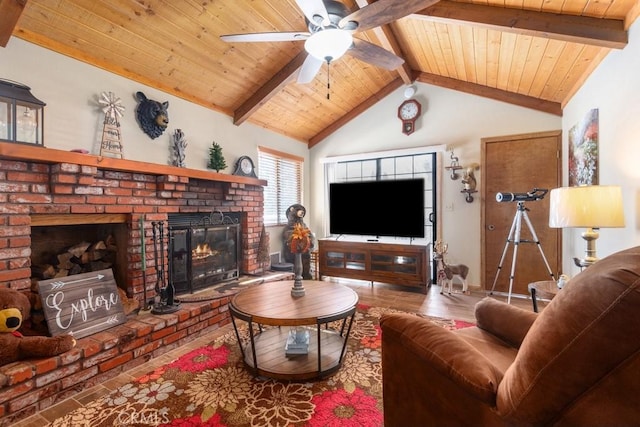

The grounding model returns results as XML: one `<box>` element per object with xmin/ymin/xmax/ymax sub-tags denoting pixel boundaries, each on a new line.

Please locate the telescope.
<box><xmin>496</xmin><ymin>188</ymin><xmax>548</xmax><ymax>203</ymax></box>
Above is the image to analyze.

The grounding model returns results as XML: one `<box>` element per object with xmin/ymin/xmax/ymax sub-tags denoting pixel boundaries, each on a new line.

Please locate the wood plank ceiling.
<box><xmin>1</xmin><ymin>0</ymin><xmax>639</xmax><ymax>147</ymax></box>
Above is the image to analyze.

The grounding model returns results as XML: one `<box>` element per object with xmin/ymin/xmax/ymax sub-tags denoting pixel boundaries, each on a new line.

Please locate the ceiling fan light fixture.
<box><xmin>304</xmin><ymin>29</ymin><xmax>352</xmax><ymax>62</ymax></box>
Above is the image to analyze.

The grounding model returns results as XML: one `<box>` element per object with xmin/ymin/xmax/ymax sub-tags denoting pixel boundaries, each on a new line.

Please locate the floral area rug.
<box><xmin>49</xmin><ymin>305</ymin><xmax>473</xmax><ymax>427</ymax></box>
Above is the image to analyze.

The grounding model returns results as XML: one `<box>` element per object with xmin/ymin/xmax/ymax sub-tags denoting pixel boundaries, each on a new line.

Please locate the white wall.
<box><xmin>309</xmin><ymin>83</ymin><xmax>561</xmax><ymax>286</ymax></box>
<box><xmin>0</xmin><ymin>37</ymin><xmax>309</xmax><ymax>256</ymax></box>
<box><xmin>561</xmin><ymin>20</ymin><xmax>640</xmax><ymax>277</ymax></box>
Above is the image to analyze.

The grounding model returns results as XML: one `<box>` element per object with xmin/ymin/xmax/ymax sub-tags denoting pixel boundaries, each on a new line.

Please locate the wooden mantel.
<box><xmin>0</xmin><ymin>142</ymin><xmax>267</xmax><ymax>186</ymax></box>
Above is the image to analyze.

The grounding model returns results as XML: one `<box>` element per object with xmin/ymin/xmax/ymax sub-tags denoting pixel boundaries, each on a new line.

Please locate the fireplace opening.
<box><xmin>30</xmin><ymin>222</ymin><xmax>128</xmax><ymax>286</ymax></box>
<box><xmin>168</xmin><ymin>212</ymin><xmax>241</xmax><ymax>294</ymax></box>
<box><xmin>28</xmin><ymin>220</ymin><xmax>128</xmax><ymax>334</ymax></box>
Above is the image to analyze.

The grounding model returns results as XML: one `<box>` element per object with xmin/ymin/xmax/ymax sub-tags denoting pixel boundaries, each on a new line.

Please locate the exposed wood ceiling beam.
<box><xmin>308</xmin><ymin>77</ymin><xmax>405</xmax><ymax>148</ymax></box>
<box><xmin>416</xmin><ymin>72</ymin><xmax>562</xmax><ymax>116</ymax></box>
<box><xmin>233</xmin><ymin>51</ymin><xmax>307</xmax><ymax>126</ymax></box>
<box><xmin>233</xmin><ymin>0</ymin><xmax>598</xmax><ymax>144</ymax></box>
<box><xmin>413</xmin><ymin>0</ymin><xmax>627</xmax><ymax>49</ymax></box>
<box><xmin>0</xmin><ymin>0</ymin><xmax>27</xmax><ymax>47</ymax></box>
<box><xmin>355</xmin><ymin>0</ymin><xmax>413</xmax><ymax>84</ymax></box>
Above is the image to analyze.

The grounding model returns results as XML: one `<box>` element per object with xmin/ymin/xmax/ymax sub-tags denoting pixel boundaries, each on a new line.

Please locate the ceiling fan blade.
<box><xmin>296</xmin><ymin>0</ymin><xmax>330</xmax><ymax>26</ymax></box>
<box><xmin>220</xmin><ymin>32</ymin><xmax>309</xmax><ymax>43</ymax></box>
<box><xmin>346</xmin><ymin>38</ymin><xmax>404</xmax><ymax>70</ymax></box>
<box><xmin>297</xmin><ymin>54</ymin><xmax>324</xmax><ymax>84</ymax></box>
<box><xmin>340</xmin><ymin>0</ymin><xmax>439</xmax><ymax>33</ymax></box>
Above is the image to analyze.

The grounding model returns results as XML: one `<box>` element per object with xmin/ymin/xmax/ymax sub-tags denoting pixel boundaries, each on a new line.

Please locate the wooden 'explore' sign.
<box><xmin>39</xmin><ymin>269</ymin><xmax>126</xmax><ymax>339</ymax></box>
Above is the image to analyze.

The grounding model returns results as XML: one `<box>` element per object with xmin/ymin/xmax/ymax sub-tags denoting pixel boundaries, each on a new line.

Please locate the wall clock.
<box><xmin>397</xmin><ymin>99</ymin><xmax>421</xmax><ymax>135</ymax></box>
<box><xmin>233</xmin><ymin>155</ymin><xmax>257</xmax><ymax>177</ymax></box>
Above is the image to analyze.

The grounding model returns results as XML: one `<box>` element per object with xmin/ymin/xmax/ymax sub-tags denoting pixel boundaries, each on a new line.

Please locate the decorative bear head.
<box><xmin>135</xmin><ymin>91</ymin><xmax>169</xmax><ymax>139</ymax></box>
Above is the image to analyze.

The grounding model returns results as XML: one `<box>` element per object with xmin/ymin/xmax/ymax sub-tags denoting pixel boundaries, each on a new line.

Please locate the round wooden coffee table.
<box><xmin>229</xmin><ymin>280</ymin><xmax>358</xmax><ymax>380</ymax></box>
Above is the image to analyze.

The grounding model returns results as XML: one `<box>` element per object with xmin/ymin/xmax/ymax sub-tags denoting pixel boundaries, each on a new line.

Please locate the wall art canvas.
<box><xmin>568</xmin><ymin>108</ymin><xmax>599</xmax><ymax>186</ymax></box>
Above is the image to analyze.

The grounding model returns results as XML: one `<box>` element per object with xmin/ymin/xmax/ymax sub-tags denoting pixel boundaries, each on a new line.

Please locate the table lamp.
<box><xmin>549</xmin><ymin>185</ymin><xmax>625</xmax><ymax>267</ymax></box>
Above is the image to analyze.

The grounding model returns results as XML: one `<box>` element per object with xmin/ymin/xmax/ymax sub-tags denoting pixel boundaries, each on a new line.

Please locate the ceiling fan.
<box><xmin>220</xmin><ymin>0</ymin><xmax>438</xmax><ymax>84</ymax></box>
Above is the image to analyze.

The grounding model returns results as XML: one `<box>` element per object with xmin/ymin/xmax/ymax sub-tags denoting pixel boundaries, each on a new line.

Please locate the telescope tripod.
<box><xmin>489</xmin><ymin>201</ymin><xmax>555</xmax><ymax>304</ymax></box>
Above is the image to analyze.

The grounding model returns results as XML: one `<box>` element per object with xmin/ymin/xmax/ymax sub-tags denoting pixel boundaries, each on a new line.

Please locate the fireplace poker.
<box><xmin>151</xmin><ymin>221</ymin><xmax>180</xmax><ymax>314</ymax></box>
<box><xmin>159</xmin><ymin>221</ymin><xmax>176</xmax><ymax>306</ymax></box>
<box><xmin>157</xmin><ymin>221</ymin><xmax>166</xmax><ymax>295</ymax></box>
<box><xmin>151</xmin><ymin>221</ymin><xmax>161</xmax><ymax>298</ymax></box>
<box><xmin>139</xmin><ymin>215</ymin><xmax>152</xmax><ymax>312</ymax></box>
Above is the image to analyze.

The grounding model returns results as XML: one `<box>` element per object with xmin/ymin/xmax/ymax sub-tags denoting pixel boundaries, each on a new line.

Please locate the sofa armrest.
<box><xmin>474</xmin><ymin>297</ymin><xmax>537</xmax><ymax>348</ymax></box>
<box><xmin>380</xmin><ymin>312</ymin><xmax>503</xmax><ymax>405</ymax></box>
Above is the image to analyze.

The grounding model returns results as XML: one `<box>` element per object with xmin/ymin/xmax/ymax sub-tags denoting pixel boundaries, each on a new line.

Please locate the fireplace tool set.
<box><xmin>151</xmin><ymin>221</ymin><xmax>181</xmax><ymax>314</ymax></box>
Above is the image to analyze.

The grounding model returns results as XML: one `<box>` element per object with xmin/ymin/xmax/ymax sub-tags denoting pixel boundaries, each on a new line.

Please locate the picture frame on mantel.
<box><xmin>568</xmin><ymin>108</ymin><xmax>599</xmax><ymax>187</ymax></box>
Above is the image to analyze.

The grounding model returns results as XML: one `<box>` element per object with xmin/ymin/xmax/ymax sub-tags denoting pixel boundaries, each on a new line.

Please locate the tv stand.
<box><xmin>318</xmin><ymin>239</ymin><xmax>430</xmax><ymax>293</ymax></box>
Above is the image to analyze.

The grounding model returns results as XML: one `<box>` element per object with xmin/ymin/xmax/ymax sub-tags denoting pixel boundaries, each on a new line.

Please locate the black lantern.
<box><xmin>0</xmin><ymin>78</ymin><xmax>46</xmax><ymax>146</ymax></box>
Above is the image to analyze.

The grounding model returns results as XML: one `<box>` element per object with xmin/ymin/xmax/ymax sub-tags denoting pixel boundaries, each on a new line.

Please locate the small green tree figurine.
<box><xmin>208</xmin><ymin>141</ymin><xmax>227</xmax><ymax>172</ymax></box>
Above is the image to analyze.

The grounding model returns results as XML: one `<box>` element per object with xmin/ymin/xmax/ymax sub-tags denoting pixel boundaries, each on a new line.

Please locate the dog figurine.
<box><xmin>433</xmin><ymin>240</ymin><xmax>470</xmax><ymax>294</ymax></box>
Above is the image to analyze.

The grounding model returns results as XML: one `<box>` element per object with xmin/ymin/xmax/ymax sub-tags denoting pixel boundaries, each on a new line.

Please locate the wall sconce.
<box><xmin>0</xmin><ymin>78</ymin><xmax>46</xmax><ymax>146</ymax></box>
<box><xmin>444</xmin><ymin>150</ymin><xmax>462</xmax><ymax>180</ymax></box>
<box><xmin>461</xmin><ymin>163</ymin><xmax>480</xmax><ymax>203</ymax></box>
<box><xmin>444</xmin><ymin>150</ymin><xmax>480</xmax><ymax>203</ymax></box>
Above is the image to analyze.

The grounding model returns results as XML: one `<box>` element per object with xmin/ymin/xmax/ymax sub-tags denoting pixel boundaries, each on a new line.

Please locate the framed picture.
<box><xmin>568</xmin><ymin>108</ymin><xmax>599</xmax><ymax>186</ymax></box>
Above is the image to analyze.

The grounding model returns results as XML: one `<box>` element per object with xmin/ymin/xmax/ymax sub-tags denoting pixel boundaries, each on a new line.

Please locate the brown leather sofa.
<box><xmin>380</xmin><ymin>246</ymin><xmax>640</xmax><ymax>426</ymax></box>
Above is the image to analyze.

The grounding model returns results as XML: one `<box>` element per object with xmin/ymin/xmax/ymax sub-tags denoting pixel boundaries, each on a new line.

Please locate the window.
<box><xmin>332</xmin><ymin>153</ymin><xmax>436</xmax><ymax>245</ymax></box>
<box><xmin>321</xmin><ymin>145</ymin><xmax>444</xmax><ymax>282</ymax></box>
<box><xmin>258</xmin><ymin>147</ymin><xmax>303</xmax><ymax>226</ymax></box>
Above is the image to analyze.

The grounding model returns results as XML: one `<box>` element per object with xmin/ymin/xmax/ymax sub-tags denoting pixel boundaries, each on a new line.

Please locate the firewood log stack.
<box><xmin>31</xmin><ymin>235</ymin><xmax>118</xmax><ymax>280</ymax></box>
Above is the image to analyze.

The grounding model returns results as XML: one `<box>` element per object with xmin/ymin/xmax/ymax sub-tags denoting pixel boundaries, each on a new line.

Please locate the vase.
<box><xmin>291</xmin><ymin>252</ymin><xmax>305</xmax><ymax>297</ymax></box>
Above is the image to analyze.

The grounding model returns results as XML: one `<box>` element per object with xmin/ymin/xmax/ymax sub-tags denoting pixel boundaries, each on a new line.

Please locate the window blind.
<box><xmin>258</xmin><ymin>147</ymin><xmax>303</xmax><ymax>226</ymax></box>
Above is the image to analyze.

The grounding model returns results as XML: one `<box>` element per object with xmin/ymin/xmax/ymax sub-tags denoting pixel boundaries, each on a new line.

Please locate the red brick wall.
<box><xmin>0</xmin><ymin>157</ymin><xmax>266</xmax><ymax>424</ymax></box>
<box><xmin>0</xmin><ymin>297</ymin><xmax>232</xmax><ymax>424</ymax></box>
<box><xmin>0</xmin><ymin>158</ymin><xmax>265</xmax><ymax>302</ymax></box>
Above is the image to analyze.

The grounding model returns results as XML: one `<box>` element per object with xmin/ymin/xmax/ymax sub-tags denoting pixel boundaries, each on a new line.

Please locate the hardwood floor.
<box><xmin>11</xmin><ymin>279</ymin><xmax>540</xmax><ymax>427</ymax></box>
<box><xmin>342</xmin><ymin>278</ymin><xmax>536</xmax><ymax>322</ymax></box>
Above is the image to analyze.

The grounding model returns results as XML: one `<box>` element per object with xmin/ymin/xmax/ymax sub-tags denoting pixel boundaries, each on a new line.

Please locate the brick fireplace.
<box><xmin>0</xmin><ymin>144</ymin><xmax>266</xmax><ymax>299</ymax></box>
<box><xmin>0</xmin><ymin>143</ymin><xmax>267</xmax><ymax>423</ymax></box>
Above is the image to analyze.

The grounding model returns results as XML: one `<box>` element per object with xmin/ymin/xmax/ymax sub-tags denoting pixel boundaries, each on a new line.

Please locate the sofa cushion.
<box><xmin>380</xmin><ymin>313</ymin><xmax>504</xmax><ymax>404</ymax></box>
<box><xmin>455</xmin><ymin>327</ymin><xmax>519</xmax><ymax>373</ymax></box>
<box><xmin>497</xmin><ymin>246</ymin><xmax>640</xmax><ymax>425</ymax></box>
<box><xmin>475</xmin><ymin>297</ymin><xmax>538</xmax><ymax>348</ymax></box>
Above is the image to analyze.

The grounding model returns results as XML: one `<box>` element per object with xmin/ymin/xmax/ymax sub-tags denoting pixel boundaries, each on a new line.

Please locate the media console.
<box><xmin>318</xmin><ymin>239</ymin><xmax>430</xmax><ymax>293</ymax></box>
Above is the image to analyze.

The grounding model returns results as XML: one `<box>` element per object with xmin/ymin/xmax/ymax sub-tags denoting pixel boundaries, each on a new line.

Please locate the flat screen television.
<box><xmin>329</xmin><ymin>179</ymin><xmax>425</xmax><ymax>238</ymax></box>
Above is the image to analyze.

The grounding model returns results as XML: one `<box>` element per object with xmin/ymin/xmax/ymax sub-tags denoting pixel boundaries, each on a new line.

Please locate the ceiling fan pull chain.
<box><xmin>326</xmin><ymin>58</ymin><xmax>331</xmax><ymax>100</ymax></box>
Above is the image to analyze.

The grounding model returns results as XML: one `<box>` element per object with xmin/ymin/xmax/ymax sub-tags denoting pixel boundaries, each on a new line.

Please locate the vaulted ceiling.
<box><xmin>1</xmin><ymin>0</ymin><xmax>638</xmax><ymax>147</ymax></box>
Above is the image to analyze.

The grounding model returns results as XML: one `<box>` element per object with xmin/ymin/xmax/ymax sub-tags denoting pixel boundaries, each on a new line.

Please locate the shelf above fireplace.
<box><xmin>0</xmin><ymin>142</ymin><xmax>267</xmax><ymax>187</ymax></box>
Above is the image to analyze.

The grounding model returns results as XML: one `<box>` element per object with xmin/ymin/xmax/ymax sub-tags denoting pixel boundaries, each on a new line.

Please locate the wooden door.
<box><xmin>481</xmin><ymin>131</ymin><xmax>562</xmax><ymax>296</ymax></box>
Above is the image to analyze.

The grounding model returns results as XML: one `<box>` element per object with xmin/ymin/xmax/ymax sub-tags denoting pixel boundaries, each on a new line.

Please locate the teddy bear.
<box><xmin>1</xmin><ymin>287</ymin><xmax>76</xmax><ymax>366</ymax></box>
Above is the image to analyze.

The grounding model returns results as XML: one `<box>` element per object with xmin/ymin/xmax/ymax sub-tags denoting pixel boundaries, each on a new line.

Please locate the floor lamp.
<box><xmin>548</xmin><ymin>186</ymin><xmax>625</xmax><ymax>268</ymax></box>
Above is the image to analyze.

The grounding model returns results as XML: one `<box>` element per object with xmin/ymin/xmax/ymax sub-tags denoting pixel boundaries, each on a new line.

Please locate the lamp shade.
<box><xmin>304</xmin><ymin>29</ymin><xmax>353</xmax><ymax>62</ymax></box>
<box><xmin>549</xmin><ymin>186</ymin><xmax>625</xmax><ymax>228</ymax></box>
